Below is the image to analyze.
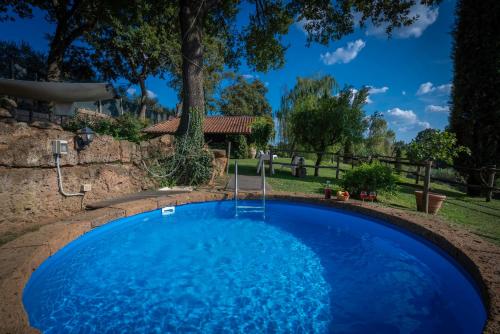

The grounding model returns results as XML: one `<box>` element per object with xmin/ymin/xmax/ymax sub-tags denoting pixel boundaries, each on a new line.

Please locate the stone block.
<box><xmin>78</xmin><ymin>135</ymin><xmax>121</xmax><ymax>164</ymax></box>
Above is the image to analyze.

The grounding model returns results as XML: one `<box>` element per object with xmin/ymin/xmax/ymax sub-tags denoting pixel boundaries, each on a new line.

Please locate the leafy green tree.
<box><xmin>0</xmin><ymin>41</ymin><xmax>46</xmax><ymax>80</ymax></box>
<box><xmin>365</xmin><ymin>111</ymin><xmax>395</xmax><ymax>156</ymax></box>
<box><xmin>1</xmin><ymin>0</ymin><xmax>116</xmax><ymax>81</ymax></box>
<box><xmin>176</xmin><ymin>0</ymin><xmax>441</xmax><ymax>144</ymax></box>
<box><xmin>289</xmin><ymin>81</ymin><xmax>368</xmax><ymax>176</ymax></box>
<box><xmin>88</xmin><ymin>2</ymin><xmax>178</xmax><ymax>120</ymax></box>
<box><xmin>278</xmin><ymin>76</ymin><xmax>336</xmax><ymax>145</ymax></box>
<box><xmin>407</xmin><ymin>129</ymin><xmax>469</xmax><ymax>164</ymax></box>
<box><xmin>250</xmin><ymin>116</ymin><xmax>275</xmax><ymax>151</ymax></box>
<box><xmin>219</xmin><ymin>76</ymin><xmax>272</xmax><ymax>116</ymax></box>
<box><xmin>449</xmin><ymin>0</ymin><xmax>500</xmax><ymax>193</ymax></box>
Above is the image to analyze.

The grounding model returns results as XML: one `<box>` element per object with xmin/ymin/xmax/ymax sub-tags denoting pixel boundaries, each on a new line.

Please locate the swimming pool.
<box><xmin>23</xmin><ymin>200</ymin><xmax>486</xmax><ymax>333</ymax></box>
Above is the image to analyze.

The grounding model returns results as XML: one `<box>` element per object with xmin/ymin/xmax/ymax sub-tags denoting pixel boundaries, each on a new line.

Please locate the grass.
<box><xmin>230</xmin><ymin>158</ymin><xmax>500</xmax><ymax>245</ymax></box>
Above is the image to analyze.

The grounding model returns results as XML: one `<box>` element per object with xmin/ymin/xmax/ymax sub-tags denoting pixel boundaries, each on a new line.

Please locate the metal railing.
<box><xmin>234</xmin><ymin>160</ymin><xmax>266</xmax><ymax>217</ymax></box>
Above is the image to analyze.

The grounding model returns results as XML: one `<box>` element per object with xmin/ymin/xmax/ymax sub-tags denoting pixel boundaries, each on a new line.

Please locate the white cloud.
<box><xmin>386</xmin><ymin>107</ymin><xmax>430</xmax><ymax>132</ymax></box>
<box><xmin>366</xmin><ymin>3</ymin><xmax>439</xmax><ymax>39</ymax></box>
<box><xmin>320</xmin><ymin>39</ymin><xmax>366</xmax><ymax>65</ymax></box>
<box><xmin>126</xmin><ymin>87</ymin><xmax>157</xmax><ymax>99</ymax></box>
<box><xmin>147</xmin><ymin>90</ymin><xmax>157</xmax><ymax>99</ymax></box>
<box><xmin>416</xmin><ymin>82</ymin><xmax>452</xmax><ymax>95</ymax></box>
<box><xmin>387</xmin><ymin>107</ymin><xmax>418</xmax><ymax>123</ymax></box>
<box><xmin>368</xmin><ymin>86</ymin><xmax>389</xmax><ymax>94</ymax></box>
<box><xmin>242</xmin><ymin>74</ymin><xmax>254</xmax><ymax>79</ymax></box>
<box><xmin>425</xmin><ymin>104</ymin><xmax>450</xmax><ymax>113</ymax></box>
<box><xmin>402</xmin><ymin>90</ymin><xmax>406</xmax><ymax>95</ymax></box>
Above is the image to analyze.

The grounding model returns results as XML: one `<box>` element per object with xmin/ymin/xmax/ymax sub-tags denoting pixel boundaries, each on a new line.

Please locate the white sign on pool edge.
<box><xmin>161</xmin><ymin>206</ymin><xmax>175</xmax><ymax>216</ymax></box>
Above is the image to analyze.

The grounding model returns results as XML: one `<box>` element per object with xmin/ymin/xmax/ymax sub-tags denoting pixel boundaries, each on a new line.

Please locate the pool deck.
<box><xmin>0</xmin><ymin>190</ymin><xmax>498</xmax><ymax>333</ymax></box>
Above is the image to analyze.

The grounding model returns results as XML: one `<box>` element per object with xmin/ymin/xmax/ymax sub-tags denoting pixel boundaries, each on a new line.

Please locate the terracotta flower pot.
<box><xmin>414</xmin><ymin>191</ymin><xmax>446</xmax><ymax>214</ymax></box>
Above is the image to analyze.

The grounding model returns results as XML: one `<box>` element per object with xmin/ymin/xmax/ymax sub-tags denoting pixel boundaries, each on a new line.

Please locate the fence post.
<box><xmin>269</xmin><ymin>147</ymin><xmax>274</xmax><ymax>175</ymax></box>
<box><xmin>226</xmin><ymin>141</ymin><xmax>231</xmax><ymax>175</ymax></box>
<box><xmin>335</xmin><ymin>154</ymin><xmax>340</xmax><ymax>179</ymax></box>
<box><xmin>422</xmin><ymin>161</ymin><xmax>432</xmax><ymax>214</ymax></box>
<box><xmin>486</xmin><ymin>165</ymin><xmax>496</xmax><ymax>202</ymax></box>
<box><xmin>415</xmin><ymin>166</ymin><xmax>421</xmax><ymax>184</ymax></box>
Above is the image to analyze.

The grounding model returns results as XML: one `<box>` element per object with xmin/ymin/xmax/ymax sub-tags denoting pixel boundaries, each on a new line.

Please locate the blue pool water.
<box><xmin>24</xmin><ymin>200</ymin><xmax>486</xmax><ymax>333</ymax></box>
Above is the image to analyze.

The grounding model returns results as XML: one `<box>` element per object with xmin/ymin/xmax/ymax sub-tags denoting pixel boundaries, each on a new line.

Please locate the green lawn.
<box><xmin>229</xmin><ymin>158</ymin><xmax>500</xmax><ymax>245</ymax></box>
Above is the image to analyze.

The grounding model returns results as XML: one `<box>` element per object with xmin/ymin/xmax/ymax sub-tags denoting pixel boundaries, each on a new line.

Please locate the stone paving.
<box><xmin>0</xmin><ymin>190</ymin><xmax>498</xmax><ymax>333</ymax></box>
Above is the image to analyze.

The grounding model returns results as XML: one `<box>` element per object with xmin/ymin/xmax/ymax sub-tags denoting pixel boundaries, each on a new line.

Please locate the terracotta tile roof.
<box><xmin>144</xmin><ymin>116</ymin><xmax>256</xmax><ymax>135</ymax></box>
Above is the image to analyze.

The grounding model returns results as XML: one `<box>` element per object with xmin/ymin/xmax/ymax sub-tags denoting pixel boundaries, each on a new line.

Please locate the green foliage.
<box><xmin>147</xmin><ymin>111</ymin><xmax>213</xmax><ymax>186</ymax></box>
<box><xmin>250</xmin><ymin>116</ymin><xmax>275</xmax><ymax>151</ymax></box>
<box><xmin>278</xmin><ymin>75</ymin><xmax>337</xmax><ymax>144</ymax></box>
<box><xmin>88</xmin><ymin>2</ymin><xmax>179</xmax><ymax>118</ymax></box>
<box><xmin>228</xmin><ymin>134</ymin><xmax>249</xmax><ymax>159</ymax></box>
<box><xmin>218</xmin><ymin>76</ymin><xmax>272</xmax><ymax>116</ymax></box>
<box><xmin>342</xmin><ymin>163</ymin><xmax>398</xmax><ymax>195</ymax></box>
<box><xmin>365</xmin><ymin>111</ymin><xmax>395</xmax><ymax>156</ymax></box>
<box><xmin>63</xmin><ymin>113</ymin><xmax>149</xmax><ymax>143</ymax></box>
<box><xmin>287</xmin><ymin>76</ymin><xmax>368</xmax><ymax>173</ymax></box>
<box><xmin>406</xmin><ymin>129</ymin><xmax>470</xmax><ymax>164</ymax></box>
<box><xmin>0</xmin><ymin>41</ymin><xmax>46</xmax><ymax>80</ymax></box>
<box><xmin>450</xmin><ymin>0</ymin><xmax>500</xmax><ymax>168</ymax></box>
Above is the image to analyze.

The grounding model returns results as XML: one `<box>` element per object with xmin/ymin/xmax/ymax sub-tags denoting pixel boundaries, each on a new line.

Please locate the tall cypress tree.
<box><xmin>450</xmin><ymin>0</ymin><xmax>500</xmax><ymax>194</ymax></box>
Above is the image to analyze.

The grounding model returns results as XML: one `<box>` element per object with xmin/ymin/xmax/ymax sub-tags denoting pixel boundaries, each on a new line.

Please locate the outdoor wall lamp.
<box><xmin>76</xmin><ymin>127</ymin><xmax>95</xmax><ymax>150</ymax></box>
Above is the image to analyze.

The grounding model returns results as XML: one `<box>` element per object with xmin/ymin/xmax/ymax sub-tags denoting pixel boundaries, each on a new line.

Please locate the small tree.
<box><xmin>290</xmin><ymin>83</ymin><xmax>368</xmax><ymax>176</ymax></box>
<box><xmin>250</xmin><ymin>116</ymin><xmax>275</xmax><ymax>151</ymax></box>
<box><xmin>407</xmin><ymin>129</ymin><xmax>469</xmax><ymax>164</ymax></box>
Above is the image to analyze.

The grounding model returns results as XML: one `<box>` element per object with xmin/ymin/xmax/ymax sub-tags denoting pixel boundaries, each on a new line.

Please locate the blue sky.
<box><xmin>0</xmin><ymin>0</ymin><xmax>456</xmax><ymax>142</ymax></box>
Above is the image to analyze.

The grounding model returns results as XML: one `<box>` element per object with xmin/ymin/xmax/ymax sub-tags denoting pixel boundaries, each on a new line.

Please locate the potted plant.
<box><xmin>407</xmin><ymin>129</ymin><xmax>470</xmax><ymax>214</ymax></box>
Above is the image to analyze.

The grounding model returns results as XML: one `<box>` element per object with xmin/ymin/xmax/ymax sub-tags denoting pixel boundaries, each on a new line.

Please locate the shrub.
<box><xmin>227</xmin><ymin>134</ymin><xmax>248</xmax><ymax>158</ymax></box>
<box><xmin>63</xmin><ymin>112</ymin><xmax>149</xmax><ymax>143</ymax></box>
<box><xmin>342</xmin><ymin>163</ymin><xmax>398</xmax><ymax>195</ymax></box>
<box><xmin>250</xmin><ymin>116</ymin><xmax>275</xmax><ymax>151</ymax></box>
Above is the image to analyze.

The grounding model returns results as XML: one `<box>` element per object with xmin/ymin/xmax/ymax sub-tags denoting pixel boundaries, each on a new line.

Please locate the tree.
<box><xmin>289</xmin><ymin>79</ymin><xmax>368</xmax><ymax>176</ymax></box>
<box><xmin>407</xmin><ymin>129</ymin><xmax>469</xmax><ymax>164</ymax></box>
<box><xmin>278</xmin><ymin>76</ymin><xmax>336</xmax><ymax>146</ymax></box>
<box><xmin>250</xmin><ymin>116</ymin><xmax>275</xmax><ymax>151</ymax></box>
<box><xmin>365</xmin><ymin>111</ymin><xmax>395</xmax><ymax>156</ymax></box>
<box><xmin>88</xmin><ymin>2</ymin><xmax>178</xmax><ymax>120</ymax></box>
<box><xmin>0</xmin><ymin>41</ymin><xmax>46</xmax><ymax>80</ymax></box>
<box><xmin>449</xmin><ymin>0</ymin><xmax>500</xmax><ymax>194</ymax></box>
<box><xmin>176</xmin><ymin>0</ymin><xmax>442</xmax><ymax>144</ymax></box>
<box><xmin>219</xmin><ymin>76</ymin><xmax>272</xmax><ymax>116</ymax></box>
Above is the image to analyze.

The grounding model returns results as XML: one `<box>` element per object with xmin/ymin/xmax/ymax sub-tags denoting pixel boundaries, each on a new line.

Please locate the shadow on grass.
<box><xmin>230</xmin><ymin>161</ymin><xmax>343</xmax><ymax>187</ymax></box>
<box><xmin>397</xmin><ymin>181</ymin><xmax>500</xmax><ymax>219</ymax></box>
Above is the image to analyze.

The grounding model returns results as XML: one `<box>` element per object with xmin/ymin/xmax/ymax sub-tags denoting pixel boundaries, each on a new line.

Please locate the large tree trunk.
<box><xmin>46</xmin><ymin>23</ymin><xmax>68</xmax><ymax>82</ymax></box>
<box><xmin>177</xmin><ymin>0</ymin><xmax>205</xmax><ymax>138</ymax></box>
<box><xmin>314</xmin><ymin>152</ymin><xmax>324</xmax><ymax>177</ymax></box>
<box><xmin>138</xmin><ymin>79</ymin><xmax>148</xmax><ymax>120</ymax></box>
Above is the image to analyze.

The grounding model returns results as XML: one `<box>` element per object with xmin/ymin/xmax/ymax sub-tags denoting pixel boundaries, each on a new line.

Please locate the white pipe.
<box><xmin>55</xmin><ymin>154</ymin><xmax>84</xmax><ymax>197</ymax></box>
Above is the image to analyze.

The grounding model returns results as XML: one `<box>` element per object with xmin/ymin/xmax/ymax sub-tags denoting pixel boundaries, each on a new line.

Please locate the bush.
<box><xmin>250</xmin><ymin>116</ymin><xmax>275</xmax><ymax>151</ymax></box>
<box><xmin>227</xmin><ymin>134</ymin><xmax>249</xmax><ymax>158</ymax></box>
<box><xmin>342</xmin><ymin>163</ymin><xmax>398</xmax><ymax>195</ymax></box>
<box><xmin>63</xmin><ymin>113</ymin><xmax>149</xmax><ymax>143</ymax></box>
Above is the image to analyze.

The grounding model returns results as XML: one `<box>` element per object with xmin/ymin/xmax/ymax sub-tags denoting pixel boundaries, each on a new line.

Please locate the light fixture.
<box><xmin>76</xmin><ymin>127</ymin><xmax>94</xmax><ymax>150</ymax></box>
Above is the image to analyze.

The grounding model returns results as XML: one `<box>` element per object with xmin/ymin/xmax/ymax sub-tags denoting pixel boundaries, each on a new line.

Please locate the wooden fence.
<box><xmin>265</xmin><ymin>147</ymin><xmax>498</xmax><ymax>212</ymax></box>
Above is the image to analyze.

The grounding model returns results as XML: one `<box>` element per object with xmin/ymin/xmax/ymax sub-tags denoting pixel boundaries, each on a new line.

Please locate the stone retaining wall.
<box><xmin>0</xmin><ymin>121</ymin><xmax>171</xmax><ymax>232</ymax></box>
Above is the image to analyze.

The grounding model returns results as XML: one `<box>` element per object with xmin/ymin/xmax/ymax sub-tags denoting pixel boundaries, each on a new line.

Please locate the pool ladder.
<box><xmin>234</xmin><ymin>160</ymin><xmax>266</xmax><ymax>217</ymax></box>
